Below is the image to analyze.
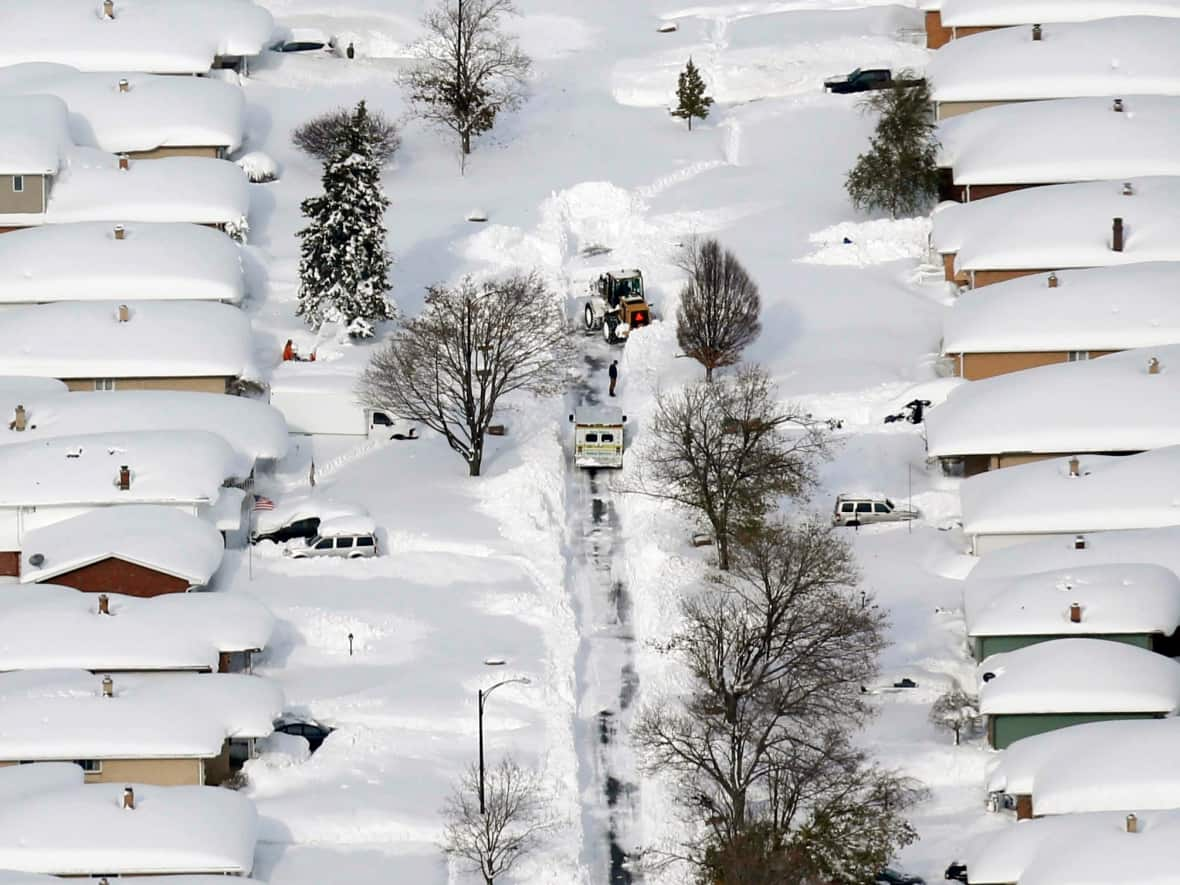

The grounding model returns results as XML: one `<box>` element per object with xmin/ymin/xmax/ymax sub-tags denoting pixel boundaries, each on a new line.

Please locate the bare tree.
<box><xmin>292</xmin><ymin>105</ymin><xmax>401</xmax><ymax>165</ymax></box>
<box><xmin>629</xmin><ymin>367</ymin><xmax>831</xmax><ymax>569</ymax></box>
<box><xmin>929</xmin><ymin>686</ymin><xmax>980</xmax><ymax>746</ymax></box>
<box><xmin>359</xmin><ymin>272</ymin><xmax>573</xmax><ymax>477</ymax></box>
<box><xmin>442</xmin><ymin>757</ymin><xmax>554</xmax><ymax>885</ymax></box>
<box><xmin>403</xmin><ymin>0</ymin><xmax>531</xmax><ymax>167</ymax></box>
<box><xmin>676</xmin><ymin>238</ymin><xmax>762</xmax><ymax>382</ymax></box>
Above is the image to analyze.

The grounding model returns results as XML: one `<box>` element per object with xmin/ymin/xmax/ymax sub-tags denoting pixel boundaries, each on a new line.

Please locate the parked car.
<box><xmin>944</xmin><ymin>862</ymin><xmax>968</xmax><ymax>883</ymax></box>
<box><xmin>876</xmin><ymin>868</ymin><xmax>925</xmax><ymax>885</ymax></box>
<box><xmin>274</xmin><ymin>715</ymin><xmax>335</xmax><ymax>754</ymax></box>
<box><xmin>284</xmin><ymin>516</ymin><xmax>379</xmax><ymax>559</ymax></box>
<box><xmin>252</xmin><ymin>515</ymin><xmax>321</xmax><ymax>545</ymax></box>
<box><xmin>824</xmin><ymin>68</ymin><xmax>925</xmax><ymax>94</ymax></box>
<box><xmin>833</xmin><ymin>495</ymin><xmax>919</xmax><ymax>527</ymax></box>
<box><xmin>251</xmin><ymin>496</ymin><xmax>368</xmax><ymax>546</ymax></box>
<box><xmin>270</xmin><ymin>27</ymin><xmax>333</xmax><ymax>53</ymax></box>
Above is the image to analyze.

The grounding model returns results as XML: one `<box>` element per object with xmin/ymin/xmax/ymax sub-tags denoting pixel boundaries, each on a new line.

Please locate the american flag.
<box><xmin>253</xmin><ymin>495</ymin><xmax>275</xmax><ymax>512</ymax></box>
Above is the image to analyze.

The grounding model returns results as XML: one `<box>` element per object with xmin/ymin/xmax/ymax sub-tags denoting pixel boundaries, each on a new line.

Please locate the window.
<box><xmin>840</xmin><ymin>503</ymin><xmax>855</xmax><ymax>514</ymax></box>
<box><xmin>356</xmin><ymin>536</ymin><xmax>374</xmax><ymax>547</ymax></box>
<box><xmin>73</xmin><ymin>760</ymin><xmax>102</xmax><ymax>773</ymax></box>
<box><xmin>600</xmin><ymin>433</ymin><xmax>614</xmax><ymax>443</ymax></box>
<box><xmin>313</xmin><ymin>538</ymin><xmax>333</xmax><ymax>550</ymax></box>
<box><xmin>856</xmin><ymin>502</ymin><xmax>873</xmax><ymax>513</ymax></box>
<box><xmin>94</xmin><ymin>378</ymin><xmax>116</xmax><ymax>391</ymax></box>
<box><xmin>1068</xmin><ymin>351</ymin><xmax>1090</xmax><ymax>362</ymax></box>
<box><xmin>584</xmin><ymin>433</ymin><xmax>599</xmax><ymax>443</ymax></box>
<box><xmin>11</xmin><ymin>175</ymin><xmax>23</xmax><ymax>193</ymax></box>
<box><xmin>336</xmin><ymin>537</ymin><xmax>354</xmax><ymax>548</ymax></box>
<box><xmin>874</xmin><ymin>503</ymin><xmax>890</xmax><ymax>514</ymax></box>
<box><xmin>371</xmin><ymin>412</ymin><xmax>392</xmax><ymax>426</ymax></box>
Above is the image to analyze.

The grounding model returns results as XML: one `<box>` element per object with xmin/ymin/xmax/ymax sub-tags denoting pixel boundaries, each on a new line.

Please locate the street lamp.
<box><xmin>478</xmin><ymin>675</ymin><xmax>530</xmax><ymax>815</ymax></box>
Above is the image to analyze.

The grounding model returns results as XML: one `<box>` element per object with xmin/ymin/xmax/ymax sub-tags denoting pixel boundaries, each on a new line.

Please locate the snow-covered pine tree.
<box><xmin>297</xmin><ymin>101</ymin><xmax>393</xmax><ymax>330</ymax></box>
<box><xmin>672</xmin><ymin>57</ymin><xmax>713</xmax><ymax>131</ymax></box>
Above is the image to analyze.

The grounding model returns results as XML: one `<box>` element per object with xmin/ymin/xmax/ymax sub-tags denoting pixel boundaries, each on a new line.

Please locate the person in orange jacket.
<box><xmin>282</xmin><ymin>339</ymin><xmax>295</xmax><ymax>361</ymax></box>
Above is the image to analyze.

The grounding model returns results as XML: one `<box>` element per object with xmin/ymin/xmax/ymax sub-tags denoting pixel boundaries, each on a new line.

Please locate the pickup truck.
<box><xmin>823</xmin><ymin>68</ymin><xmax>925</xmax><ymax>94</ymax></box>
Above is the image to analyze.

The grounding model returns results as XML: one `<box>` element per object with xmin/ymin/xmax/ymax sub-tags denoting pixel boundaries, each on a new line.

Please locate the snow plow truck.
<box><xmin>583</xmin><ymin>269</ymin><xmax>652</xmax><ymax>344</ymax></box>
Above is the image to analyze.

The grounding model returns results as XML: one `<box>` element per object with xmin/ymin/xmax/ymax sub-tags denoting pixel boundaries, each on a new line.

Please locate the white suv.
<box><xmin>832</xmin><ymin>495</ymin><xmax>919</xmax><ymax>527</ymax></box>
<box><xmin>285</xmin><ymin>516</ymin><xmax>378</xmax><ymax>559</ymax></box>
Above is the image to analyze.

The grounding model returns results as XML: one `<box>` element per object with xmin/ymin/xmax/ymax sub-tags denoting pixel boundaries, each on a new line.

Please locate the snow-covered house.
<box><xmin>970</xmin><ymin>525</ymin><xmax>1180</xmax><ymax>583</ymax></box>
<box><xmin>978</xmin><ymin>637</ymin><xmax>1180</xmax><ymax>749</ymax></box>
<box><xmin>0</xmin><ymin>95</ymin><xmax>71</xmax><ymax>226</ymax></box>
<box><xmin>926</xmin><ymin>346</ymin><xmax>1180</xmax><ymax>476</ymax></box>
<box><xmin>937</xmin><ymin>96</ymin><xmax>1180</xmax><ymax>202</ymax></box>
<box><xmin>0</xmin><ymin>769</ymin><xmax>258</xmax><ymax>876</ymax></box>
<box><xmin>0</xmin><ymin>0</ymin><xmax>275</xmax><ymax>76</ymax></box>
<box><xmin>0</xmin><ymin>63</ymin><xmax>245</xmax><ymax>158</ymax></box>
<box><xmin>964</xmin><ymin>564</ymin><xmax>1180</xmax><ymax>659</ymax></box>
<box><xmin>931</xmin><ymin>176</ymin><xmax>1180</xmax><ymax>287</ymax></box>
<box><xmin>958</xmin><ymin>449</ymin><xmax>1180</xmax><ymax>553</ymax></box>
<box><xmin>927</xmin><ymin>16</ymin><xmax>1180</xmax><ymax>119</ymax></box>
<box><xmin>988</xmin><ymin>717</ymin><xmax>1180</xmax><ymax>819</ymax></box>
<box><xmin>0</xmin><ymin>583</ymin><xmax>273</xmax><ymax>673</ymax></box>
<box><xmin>11</xmin><ymin>506</ymin><xmax>224</xmax><ymax>593</ymax></box>
<box><xmin>942</xmin><ymin>264</ymin><xmax>1180</xmax><ymax>380</ymax></box>
<box><xmin>925</xmin><ymin>0</ymin><xmax>1180</xmax><ymax>49</ymax></box>
<box><xmin>0</xmin><ymin>301</ymin><xmax>255</xmax><ymax>393</ymax></box>
<box><xmin>0</xmin><ymin>222</ymin><xmax>246</xmax><ymax>307</ymax></box>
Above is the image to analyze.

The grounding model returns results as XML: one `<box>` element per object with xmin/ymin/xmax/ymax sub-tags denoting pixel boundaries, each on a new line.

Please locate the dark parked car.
<box><xmin>274</xmin><ymin>716</ymin><xmax>335</xmax><ymax>754</ymax></box>
<box><xmin>251</xmin><ymin>516</ymin><xmax>320</xmax><ymax>545</ymax></box>
<box><xmin>945</xmin><ymin>861</ymin><xmax>968</xmax><ymax>883</ymax></box>
<box><xmin>824</xmin><ymin>68</ymin><xmax>926</xmax><ymax>94</ymax></box>
<box><xmin>875</xmin><ymin>868</ymin><xmax>925</xmax><ymax>885</ymax></box>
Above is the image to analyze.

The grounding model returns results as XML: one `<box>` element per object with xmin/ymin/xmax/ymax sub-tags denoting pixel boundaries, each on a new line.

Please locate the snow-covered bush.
<box><xmin>226</xmin><ymin>215</ymin><xmax>250</xmax><ymax>244</ymax></box>
<box><xmin>237</xmin><ymin>150</ymin><xmax>280</xmax><ymax>183</ymax></box>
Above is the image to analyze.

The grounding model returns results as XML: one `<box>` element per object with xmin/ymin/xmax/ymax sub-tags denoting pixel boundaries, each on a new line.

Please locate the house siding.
<box><xmin>964</xmin><ymin>182</ymin><xmax>1038</xmax><ymax>202</ymax></box>
<box><xmin>989</xmin><ymin>711</ymin><xmax>1160</xmax><ymax>750</ymax></box>
<box><xmin>971</xmin><ymin>268</ymin><xmax>1054</xmax><ymax>288</ymax></box>
<box><xmin>937</xmin><ymin>99</ymin><xmax>1023</xmax><ymax>120</ymax></box>
<box><xmin>63</xmin><ymin>376</ymin><xmax>230</xmax><ymax>394</ymax></box>
<box><xmin>37</xmin><ymin>557</ymin><xmax>192</xmax><ymax>597</ymax></box>
<box><xmin>0</xmin><ymin>174</ymin><xmax>45</xmax><ymax>215</ymax></box>
<box><xmin>955</xmin><ymin>351</ymin><xmax>1117</xmax><ymax>380</ymax></box>
<box><xmin>126</xmin><ymin>145</ymin><xmax>223</xmax><ymax>160</ymax></box>
<box><xmin>925</xmin><ymin>10</ymin><xmax>952</xmax><ymax>48</ymax></box>
<box><xmin>950</xmin><ymin>24</ymin><xmax>997</xmax><ymax>40</ymax></box>
<box><xmin>975</xmin><ymin>632</ymin><xmax>1151</xmax><ymax>662</ymax></box>
<box><xmin>0</xmin><ymin>756</ymin><xmax>203</xmax><ymax>786</ymax></box>
<box><xmin>0</xmin><ymin>551</ymin><xmax>17</xmax><ymax>577</ymax></box>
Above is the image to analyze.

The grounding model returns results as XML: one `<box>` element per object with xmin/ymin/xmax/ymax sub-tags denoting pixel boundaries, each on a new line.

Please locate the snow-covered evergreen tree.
<box><xmin>297</xmin><ymin>101</ymin><xmax>393</xmax><ymax>329</ymax></box>
<box><xmin>672</xmin><ymin>57</ymin><xmax>713</xmax><ymax>131</ymax></box>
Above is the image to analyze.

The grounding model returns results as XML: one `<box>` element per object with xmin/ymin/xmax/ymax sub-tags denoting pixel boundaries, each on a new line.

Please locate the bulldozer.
<box><xmin>583</xmin><ymin>269</ymin><xmax>652</xmax><ymax>344</ymax></box>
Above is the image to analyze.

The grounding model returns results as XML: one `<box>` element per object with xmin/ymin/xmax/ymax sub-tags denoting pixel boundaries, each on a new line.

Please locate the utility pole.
<box><xmin>477</xmin><ymin>676</ymin><xmax>530</xmax><ymax>814</ymax></box>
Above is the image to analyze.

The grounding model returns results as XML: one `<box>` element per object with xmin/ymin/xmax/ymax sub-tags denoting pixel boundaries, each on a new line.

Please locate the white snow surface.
<box><xmin>932</xmin><ymin>177</ymin><xmax>1180</xmax><ymax>270</ymax></box>
<box><xmin>970</xmin><ymin>526</ymin><xmax>1180</xmax><ymax>581</ymax></box>
<box><xmin>942</xmin><ymin>263</ymin><xmax>1180</xmax><ymax>353</ymax></box>
<box><xmin>978</xmin><ymin>637</ymin><xmax>1180</xmax><ymax>714</ymax></box>
<box><xmin>938</xmin><ymin>96</ymin><xmax>1180</xmax><ymax>185</ymax></box>
<box><xmin>0</xmin><ymin>378</ymin><xmax>66</xmax><ymax>399</ymax></box>
<box><xmin>0</xmin><ymin>301</ymin><xmax>255</xmax><ymax>380</ymax></box>
<box><xmin>315</xmin><ymin>515</ymin><xmax>377</xmax><ymax>536</ymax></box>
<box><xmin>0</xmin><ymin>0</ymin><xmax>274</xmax><ymax>74</ymax></box>
<box><xmin>18</xmin><ymin>505</ymin><xmax>225</xmax><ymax>586</ymax></box>
<box><xmin>0</xmin><ymin>583</ymin><xmax>273</xmax><ymax>671</ymax></box>
<box><xmin>0</xmin><ymin>222</ymin><xmax>245</xmax><ymax>305</ymax></box>
<box><xmin>940</xmin><ymin>0</ymin><xmax>1180</xmax><ymax>26</ymax></box>
<box><xmin>0</xmin><ymin>669</ymin><xmax>283</xmax><ymax>758</ymax></box>
<box><xmin>926</xmin><ymin>346</ymin><xmax>1180</xmax><ymax>457</ymax></box>
<box><xmin>0</xmin><ymin>778</ymin><xmax>257</xmax><ymax>875</ymax></box>
<box><xmin>251</xmin><ymin>491</ymin><xmax>366</xmax><ymax>534</ymax></box>
<box><xmin>0</xmin><ymin>63</ymin><xmax>245</xmax><ymax>153</ymax></box>
<box><xmin>0</xmin><ymin>761</ymin><xmax>82</xmax><ymax>800</ymax></box>
<box><xmin>964</xmin><ymin>563</ymin><xmax>1180</xmax><ymax>637</ymax></box>
<box><xmin>928</xmin><ymin>16</ymin><xmax>1180</xmax><ymax>102</ymax></box>
<box><xmin>0</xmin><ymin>430</ymin><xmax>248</xmax><ymax>507</ymax></box>
<box><xmin>0</xmin><ymin>392</ymin><xmax>288</xmax><ymax>464</ymax></box>
<box><xmin>0</xmin><ymin>95</ymin><xmax>71</xmax><ymax>175</ymax></box>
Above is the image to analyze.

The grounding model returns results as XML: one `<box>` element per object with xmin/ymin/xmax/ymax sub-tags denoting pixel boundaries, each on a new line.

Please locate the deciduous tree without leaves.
<box><xmin>358</xmin><ymin>272</ymin><xmax>573</xmax><ymax>477</ymax></box>
<box><xmin>929</xmin><ymin>686</ymin><xmax>980</xmax><ymax>746</ymax></box>
<box><xmin>673</xmin><ymin>57</ymin><xmax>713</xmax><ymax>130</ymax></box>
<box><xmin>293</xmin><ymin>105</ymin><xmax>401</xmax><ymax>165</ymax></box>
<box><xmin>676</xmin><ymin>237</ymin><xmax>762</xmax><ymax>382</ymax></box>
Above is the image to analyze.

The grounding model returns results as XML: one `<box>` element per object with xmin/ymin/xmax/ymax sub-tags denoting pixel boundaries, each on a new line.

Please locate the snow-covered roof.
<box><xmin>0</xmin><ymin>222</ymin><xmax>245</xmax><ymax>305</ymax></box>
<box><xmin>574</xmin><ymin>406</ymin><xmax>625</xmax><ymax>425</ymax></box>
<box><xmin>928</xmin><ymin>17</ymin><xmax>1180</xmax><ymax>103</ymax></box>
<box><xmin>964</xmin><ymin>563</ymin><xmax>1180</xmax><ymax>637</ymax></box>
<box><xmin>942</xmin><ymin>263</ymin><xmax>1180</xmax><ymax>354</ymax></box>
<box><xmin>926</xmin><ymin>345</ymin><xmax>1180</xmax><ymax>457</ymax></box>
<box><xmin>0</xmin><ymin>301</ymin><xmax>255</xmax><ymax>380</ymax></box>
<box><xmin>0</xmin><ymin>778</ymin><xmax>257</xmax><ymax>876</ymax></box>
<box><xmin>932</xmin><ymin>177</ymin><xmax>1180</xmax><ymax>270</ymax></box>
<box><xmin>978</xmin><ymin>637</ymin><xmax>1180</xmax><ymax>715</ymax></box>
<box><xmin>960</xmin><ymin>449</ymin><xmax>1180</xmax><ymax>536</ymax></box>
<box><xmin>0</xmin><ymin>430</ymin><xmax>248</xmax><ymax>508</ymax></box>
<box><xmin>0</xmin><ymin>0</ymin><xmax>275</xmax><ymax>75</ymax></box>
<box><xmin>0</xmin><ymin>378</ymin><xmax>66</xmax><ymax>400</ymax></box>
<box><xmin>940</xmin><ymin>0</ymin><xmax>1180</xmax><ymax>26</ymax></box>
<box><xmin>938</xmin><ymin>96</ymin><xmax>1180</xmax><ymax>185</ymax></box>
<box><xmin>0</xmin><ymin>95</ymin><xmax>71</xmax><ymax>175</ymax></box>
<box><xmin>0</xmin><ymin>63</ymin><xmax>245</xmax><ymax>154</ymax></box>
<box><xmin>988</xmin><ymin>717</ymin><xmax>1180</xmax><ymax>815</ymax></box>
<box><xmin>0</xmin><ymin>584</ymin><xmax>273</xmax><ymax>672</ymax></box>
<box><xmin>0</xmin><ymin>762</ymin><xmax>83</xmax><ymax>801</ymax></box>
<box><xmin>0</xmin><ymin>669</ymin><xmax>283</xmax><ymax>759</ymax></box>
<box><xmin>199</xmin><ymin>485</ymin><xmax>246</xmax><ymax>532</ymax></box>
<box><xmin>18</xmin><ymin>505</ymin><xmax>224</xmax><ymax>586</ymax></box>
<box><xmin>970</xmin><ymin>526</ymin><xmax>1180</xmax><ymax>582</ymax></box>
<box><xmin>0</xmin><ymin>392</ymin><xmax>288</xmax><ymax>464</ymax></box>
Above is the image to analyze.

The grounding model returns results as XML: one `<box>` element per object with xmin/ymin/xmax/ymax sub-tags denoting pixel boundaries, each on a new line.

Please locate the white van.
<box><xmin>569</xmin><ymin>407</ymin><xmax>626</xmax><ymax>468</ymax></box>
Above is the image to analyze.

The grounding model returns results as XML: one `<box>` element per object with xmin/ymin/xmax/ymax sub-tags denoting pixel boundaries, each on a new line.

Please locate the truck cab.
<box><xmin>584</xmin><ymin>269</ymin><xmax>653</xmax><ymax>344</ymax></box>
<box><xmin>569</xmin><ymin>407</ymin><xmax>626</xmax><ymax>469</ymax></box>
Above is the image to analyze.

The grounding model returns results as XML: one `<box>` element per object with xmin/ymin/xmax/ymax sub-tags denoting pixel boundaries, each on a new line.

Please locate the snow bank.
<box><xmin>941</xmin><ymin>0</ymin><xmax>1180</xmax><ymax>27</ymax></box>
<box><xmin>971</xmin><ymin>526</ymin><xmax>1180</xmax><ymax>581</ymax></box>
<box><xmin>939</xmin><ymin>96</ymin><xmax>1180</xmax><ymax>185</ymax></box>
<box><xmin>943</xmin><ymin>263</ymin><xmax>1180</xmax><ymax>353</ymax></box>
<box><xmin>0</xmin><ymin>63</ymin><xmax>245</xmax><ymax>154</ymax></box>
<box><xmin>0</xmin><ymin>95</ymin><xmax>71</xmax><ymax>175</ymax></box>
<box><xmin>0</xmin><ymin>301</ymin><xmax>255</xmax><ymax>380</ymax></box>
<box><xmin>796</xmin><ymin>217</ymin><xmax>931</xmax><ymax>266</ymax></box>
<box><xmin>18</xmin><ymin>505</ymin><xmax>225</xmax><ymax>586</ymax></box>
<box><xmin>928</xmin><ymin>17</ymin><xmax>1180</xmax><ymax>102</ymax></box>
<box><xmin>978</xmin><ymin>637</ymin><xmax>1180</xmax><ymax>714</ymax></box>
<box><xmin>0</xmin><ymin>762</ymin><xmax>83</xmax><ymax>800</ymax></box>
<box><xmin>0</xmin><ymin>378</ymin><xmax>67</xmax><ymax>399</ymax></box>
<box><xmin>926</xmin><ymin>345</ymin><xmax>1180</xmax><ymax>457</ymax></box>
<box><xmin>0</xmin><ymin>222</ymin><xmax>245</xmax><ymax>305</ymax></box>
<box><xmin>964</xmin><ymin>563</ymin><xmax>1180</xmax><ymax>637</ymax></box>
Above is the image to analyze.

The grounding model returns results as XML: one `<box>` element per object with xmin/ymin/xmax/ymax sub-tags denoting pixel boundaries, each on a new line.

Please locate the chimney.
<box><xmin>1127</xmin><ymin>813</ymin><xmax>1139</xmax><ymax>833</ymax></box>
<box><xmin>1113</xmin><ymin>97</ymin><xmax>1124</xmax><ymax>112</ymax></box>
<box><xmin>12</xmin><ymin>404</ymin><xmax>26</xmax><ymax>432</ymax></box>
<box><xmin>117</xmin><ymin>465</ymin><xmax>130</xmax><ymax>490</ymax></box>
<box><xmin>113</xmin><ymin>224</ymin><xmax>125</xmax><ymax>240</ymax></box>
<box><xmin>1112</xmin><ymin>217</ymin><xmax>1124</xmax><ymax>252</ymax></box>
<box><xmin>1069</xmin><ymin>602</ymin><xmax>1082</xmax><ymax>623</ymax></box>
<box><xmin>1123</xmin><ymin>182</ymin><xmax>1135</xmax><ymax>196</ymax></box>
<box><xmin>1047</xmin><ymin>272</ymin><xmax>1058</xmax><ymax>288</ymax></box>
<box><xmin>1068</xmin><ymin>456</ymin><xmax>1080</xmax><ymax>476</ymax></box>
<box><xmin>117</xmin><ymin>78</ymin><xmax>129</xmax><ymax>93</ymax></box>
<box><xmin>102</xmin><ymin>675</ymin><xmax>113</xmax><ymax>698</ymax></box>
<box><xmin>102</xmin><ymin>0</ymin><xmax>115</xmax><ymax>19</ymax></box>
<box><xmin>116</xmin><ymin>303</ymin><xmax>129</xmax><ymax>323</ymax></box>
<box><xmin>122</xmin><ymin>786</ymin><xmax>134</xmax><ymax>809</ymax></box>
<box><xmin>1032</xmin><ymin>23</ymin><xmax>1042</xmax><ymax>41</ymax></box>
<box><xmin>1074</xmin><ymin>535</ymin><xmax>1087</xmax><ymax>550</ymax></box>
<box><xmin>98</xmin><ymin>593</ymin><xmax>110</xmax><ymax>615</ymax></box>
<box><xmin>1149</xmin><ymin>357</ymin><xmax>1161</xmax><ymax>375</ymax></box>
<box><xmin>118</xmin><ymin>154</ymin><xmax>129</xmax><ymax>172</ymax></box>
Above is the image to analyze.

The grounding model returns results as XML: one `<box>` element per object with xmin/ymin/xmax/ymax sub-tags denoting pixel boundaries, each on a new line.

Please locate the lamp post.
<box><xmin>478</xmin><ymin>676</ymin><xmax>530</xmax><ymax>815</ymax></box>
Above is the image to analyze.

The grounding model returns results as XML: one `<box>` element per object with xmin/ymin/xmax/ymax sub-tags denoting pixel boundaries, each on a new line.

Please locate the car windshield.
<box><xmin>885</xmin><ymin>499</ymin><xmax>895</xmax><ymax>510</ymax></box>
<box><xmin>849</xmin><ymin>68</ymin><xmax>861</xmax><ymax>79</ymax></box>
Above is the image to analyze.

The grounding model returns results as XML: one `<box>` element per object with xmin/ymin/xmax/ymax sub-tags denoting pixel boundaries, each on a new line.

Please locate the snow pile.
<box><xmin>18</xmin><ymin>505</ymin><xmax>225</xmax><ymax>587</ymax></box>
<box><xmin>929</xmin><ymin>17</ymin><xmax>1180</xmax><ymax>102</ymax></box>
<box><xmin>943</xmin><ymin>263</ymin><xmax>1180</xmax><ymax>353</ymax></box>
<box><xmin>939</xmin><ymin>95</ymin><xmax>1180</xmax><ymax>185</ymax></box>
<box><xmin>797</xmin><ymin>217</ymin><xmax>932</xmax><ymax>266</ymax></box>
<box><xmin>0</xmin><ymin>301</ymin><xmax>255</xmax><ymax>381</ymax></box>
<box><xmin>971</xmin><ymin>525</ymin><xmax>1180</xmax><ymax>581</ymax></box>
<box><xmin>0</xmin><ymin>94</ymin><xmax>72</xmax><ymax>174</ymax></box>
<box><xmin>0</xmin><ymin>762</ymin><xmax>83</xmax><ymax>800</ymax></box>
<box><xmin>0</xmin><ymin>378</ymin><xmax>67</xmax><ymax>400</ymax></box>
<box><xmin>0</xmin><ymin>222</ymin><xmax>245</xmax><ymax>305</ymax></box>
<box><xmin>926</xmin><ymin>345</ymin><xmax>1180</xmax><ymax>457</ymax></box>
<box><xmin>940</xmin><ymin>0</ymin><xmax>1180</xmax><ymax>27</ymax></box>
<box><xmin>978</xmin><ymin>637</ymin><xmax>1180</xmax><ymax>714</ymax></box>
<box><xmin>237</xmin><ymin>150</ymin><xmax>278</xmax><ymax>183</ymax></box>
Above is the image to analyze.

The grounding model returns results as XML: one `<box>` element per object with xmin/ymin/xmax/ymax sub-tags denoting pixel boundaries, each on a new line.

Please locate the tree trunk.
<box><xmin>688</xmin><ymin>115</ymin><xmax>693</xmax><ymax>132</ymax></box>
<box><xmin>717</xmin><ymin>531</ymin><xmax>730</xmax><ymax>571</ymax></box>
<box><xmin>705</xmin><ymin>364</ymin><xmax>714</xmax><ymax>383</ymax></box>
<box><xmin>469</xmin><ymin>453</ymin><xmax>483</xmax><ymax>477</ymax></box>
<box><xmin>953</xmin><ymin>726</ymin><xmax>960</xmax><ymax>746</ymax></box>
<box><xmin>462</xmin><ymin>130</ymin><xmax>472</xmax><ymax>155</ymax></box>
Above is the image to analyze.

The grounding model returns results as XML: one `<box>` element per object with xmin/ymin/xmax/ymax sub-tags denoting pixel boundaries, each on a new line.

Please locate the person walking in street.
<box><xmin>608</xmin><ymin>359</ymin><xmax>618</xmax><ymax>397</ymax></box>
